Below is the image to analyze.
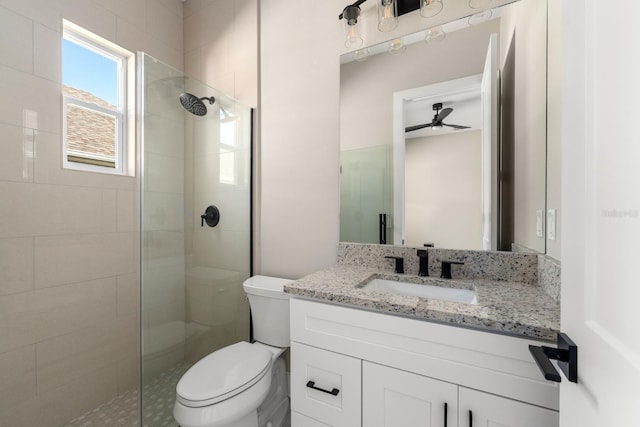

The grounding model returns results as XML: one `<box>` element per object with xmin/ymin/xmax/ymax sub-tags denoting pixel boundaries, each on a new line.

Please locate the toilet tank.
<box><xmin>243</xmin><ymin>276</ymin><xmax>292</xmax><ymax>347</ymax></box>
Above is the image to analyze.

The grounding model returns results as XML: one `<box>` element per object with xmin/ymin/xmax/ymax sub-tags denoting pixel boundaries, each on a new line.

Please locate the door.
<box><xmin>481</xmin><ymin>33</ymin><xmax>498</xmax><ymax>251</ymax></box>
<box><xmin>363</xmin><ymin>362</ymin><xmax>457</xmax><ymax>427</ymax></box>
<box><xmin>458</xmin><ymin>387</ymin><xmax>558</xmax><ymax>427</ymax></box>
<box><xmin>561</xmin><ymin>1</ymin><xmax>640</xmax><ymax>425</ymax></box>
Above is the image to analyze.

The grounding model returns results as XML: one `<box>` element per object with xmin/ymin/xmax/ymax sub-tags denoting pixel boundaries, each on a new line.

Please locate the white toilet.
<box><xmin>174</xmin><ymin>275</ymin><xmax>292</xmax><ymax>427</ymax></box>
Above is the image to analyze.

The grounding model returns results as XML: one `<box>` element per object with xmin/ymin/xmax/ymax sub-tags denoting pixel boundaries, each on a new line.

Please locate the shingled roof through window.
<box><xmin>64</xmin><ymin>85</ymin><xmax>117</xmax><ymax>162</ymax></box>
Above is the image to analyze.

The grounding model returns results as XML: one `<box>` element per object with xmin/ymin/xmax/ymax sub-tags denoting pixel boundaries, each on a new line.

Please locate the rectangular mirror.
<box><xmin>339</xmin><ymin>0</ymin><xmax>547</xmax><ymax>253</ymax></box>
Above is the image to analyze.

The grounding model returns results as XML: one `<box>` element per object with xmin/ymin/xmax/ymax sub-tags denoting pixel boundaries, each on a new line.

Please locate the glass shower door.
<box><xmin>140</xmin><ymin>54</ymin><xmax>252</xmax><ymax>426</ymax></box>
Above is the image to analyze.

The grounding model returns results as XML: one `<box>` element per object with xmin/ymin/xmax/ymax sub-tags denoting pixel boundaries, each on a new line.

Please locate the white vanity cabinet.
<box><xmin>458</xmin><ymin>387</ymin><xmax>559</xmax><ymax>427</ymax></box>
<box><xmin>290</xmin><ymin>299</ymin><xmax>559</xmax><ymax>427</ymax></box>
<box><xmin>291</xmin><ymin>342</ymin><xmax>362</xmax><ymax>426</ymax></box>
<box><xmin>363</xmin><ymin>361</ymin><xmax>457</xmax><ymax>427</ymax></box>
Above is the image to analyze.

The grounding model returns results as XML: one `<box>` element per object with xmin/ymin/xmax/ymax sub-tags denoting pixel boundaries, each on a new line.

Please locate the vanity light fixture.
<box><xmin>388</xmin><ymin>38</ymin><xmax>406</xmax><ymax>55</ymax></box>
<box><xmin>425</xmin><ymin>26</ymin><xmax>446</xmax><ymax>44</ymax></box>
<box><xmin>341</xmin><ymin>4</ymin><xmax>364</xmax><ymax>48</ymax></box>
<box><xmin>353</xmin><ymin>47</ymin><xmax>371</xmax><ymax>61</ymax></box>
<box><xmin>339</xmin><ymin>0</ymin><xmax>445</xmax><ymax>48</ymax></box>
<box><xmin>378</xmin><ymin>0</ymin><xmax>398</xmax><ymax>32</ymax></box>
<box><xmin>420</xmin><ymin>0</ymin><xmax>443</xmax><ymax>18</ymax></box>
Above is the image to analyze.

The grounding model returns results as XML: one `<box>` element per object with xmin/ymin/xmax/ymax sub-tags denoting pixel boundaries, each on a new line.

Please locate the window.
<box><xmin>62</xmin><ymin>20</ymin><xmax>134</xmax><ymax>174</ymax></box>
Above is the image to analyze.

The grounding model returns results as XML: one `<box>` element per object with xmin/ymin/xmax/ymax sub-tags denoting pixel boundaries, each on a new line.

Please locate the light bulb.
<box><xmin>420</xmin><ymin>0</ymin><xmax>443</xmax><ymax>18</ymax></box>
<box><xmin>425</xmin><ymin>27</ymin><xmax>446</xmax><ymax>44</ymax></box>
<box><xmin>343</xmin><ymin>5</ymin><xmax>363</xmax><ymax>49</ymax></box>
<box><xmin>388</xmin><ymin>38</ymin><xmax>406</xmax><ymax>55</ymax></box>
<box><xmin>378</xmin><ymin>0</ymin><xmax>398</xmax><ymax>32</ymax></box>
<box><xmin>353</xmin><ymin>48</ymin><xmax>370</xmax><ymax>61</ymax></box>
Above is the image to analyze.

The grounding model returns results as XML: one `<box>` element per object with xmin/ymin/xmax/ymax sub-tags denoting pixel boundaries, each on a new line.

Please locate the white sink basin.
<box><xmin>363</xmin><ymin>278</ymin><xmax>478</xmax><ymax>305</ymax></box>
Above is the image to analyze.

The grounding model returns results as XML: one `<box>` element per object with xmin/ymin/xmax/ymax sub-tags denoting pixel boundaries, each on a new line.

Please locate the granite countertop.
<box><xmin>284</xmin><ymin>265</ymin><xmax>560</xmax><ymax>342</ymax></box>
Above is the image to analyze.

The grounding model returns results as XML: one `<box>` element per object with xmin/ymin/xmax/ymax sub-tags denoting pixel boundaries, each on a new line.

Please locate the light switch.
<box><xmin>547</xmin><ymin>209</ymin><xmax>557</xmax><ymax>241</ymax></box>
<box><xmin>536</xmin><ymin>210</ymin><xmax>544</xmax><ymax>237</ymax></box>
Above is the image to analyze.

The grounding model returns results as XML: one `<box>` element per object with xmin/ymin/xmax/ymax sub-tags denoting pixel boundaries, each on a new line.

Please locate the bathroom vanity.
<box><xmin>284</xmin><ymin>246</ymin><xmax>560</xmax><ymax>427</ymax></box>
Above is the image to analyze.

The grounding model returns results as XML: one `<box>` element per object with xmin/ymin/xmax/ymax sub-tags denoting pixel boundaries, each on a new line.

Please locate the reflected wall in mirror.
<box><xmin>339</xmin><ymin>0</ymin><xmax>547</xmax><ymax>253</ymax></box>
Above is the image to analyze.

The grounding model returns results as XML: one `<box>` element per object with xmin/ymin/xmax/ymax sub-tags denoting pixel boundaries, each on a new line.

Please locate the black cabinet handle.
<box><xmin>528</xmin><ymin>332</ymin><xmax>578</xmax><ymax>383</ymax></box>
<box><xmin>306</xmin><ymin>380</ymin><xmax>340</xmax><ymax>396</ymax></box>
<box><xmin>443</xmin><ymin>402</ymin><xmax>448</xmax><ymax>427</ymax></box>
<box><xmin>469</xmin><ymin>409</ymin><xmax>473</xmax><ymax>427</ymax></box>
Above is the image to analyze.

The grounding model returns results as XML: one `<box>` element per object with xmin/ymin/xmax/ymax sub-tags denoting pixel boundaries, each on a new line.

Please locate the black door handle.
<box><xmin>529</xmin><ymin>332</ymin><xmax>578</xmax><ymax>383</ymax></box>
<box><xmin>469</xmin><ymin>409</ymin><xmax>472</xmax><ymax>427</ymax></box>
<box><xmin>306</xmin><ymin>380</ymin><xmax>340</xmax><ymax>396</ymax></box>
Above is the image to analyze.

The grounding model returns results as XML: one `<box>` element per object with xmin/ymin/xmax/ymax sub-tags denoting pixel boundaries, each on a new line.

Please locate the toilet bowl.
<box><xmin>174</xmin><ymin>276</ymin><xmax>292</xmax><ymax>427</ymax></box>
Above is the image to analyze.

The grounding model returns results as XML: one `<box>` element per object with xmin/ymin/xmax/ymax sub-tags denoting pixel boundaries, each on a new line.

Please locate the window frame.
<box><xmin>62</xmin><ymin>21</ymin><xmax>132</xmax><ymax>175</ymax></box>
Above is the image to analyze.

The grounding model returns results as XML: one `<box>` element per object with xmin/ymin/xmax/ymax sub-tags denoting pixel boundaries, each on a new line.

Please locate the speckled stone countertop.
<box><xmin>284</xmin><ymin>265</ymin><xmax>560</xmax><ymax>342</ymax></box>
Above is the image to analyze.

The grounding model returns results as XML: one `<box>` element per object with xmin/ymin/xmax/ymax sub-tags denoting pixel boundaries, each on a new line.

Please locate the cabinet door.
<box><xmin>363</xmin><ymin>361</ymin><xmax>457</xmax><ymax>427</ymax></box>
<box><xmin>291</xmin><ymin>342</ymin><xmax>361</xmax><ymax>427</ymax></box>
<box><xmin>458</xmin><ymin>387</ymin><xmax>558</xmax><ymax>427</ymax></box>
<box><xmin>292</xmin><ymin>411</ymin><xmax>332</xmax><ymax>427</ymax></box>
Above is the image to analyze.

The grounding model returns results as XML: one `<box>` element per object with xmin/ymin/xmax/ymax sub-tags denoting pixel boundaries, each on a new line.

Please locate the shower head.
<box><xmin>179</xmin><ymin>93</ymin><xmax>215</xmax><ymax>116</ymax></box>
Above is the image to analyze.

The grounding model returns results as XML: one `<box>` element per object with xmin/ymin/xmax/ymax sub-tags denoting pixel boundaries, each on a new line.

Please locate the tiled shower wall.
<box><xmin>0</xmin><ymin>1</ymin><xmax>183</xmax><ymax>425</ymax></box>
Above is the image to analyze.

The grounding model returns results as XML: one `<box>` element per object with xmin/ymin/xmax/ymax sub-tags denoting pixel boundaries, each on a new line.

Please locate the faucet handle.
<box><xmin>384</xmin><ymin>256</ymin><xmax>405</xmax><ymax>274</ymax></box>
<box><xmin>416</xmin><ymin>249</ymin><xmax>429</xmax><ymax>277</ymax></box>
<box><xmin>441</xmin><ymin>260</ymin><xmax>464</xmax><ymax>279</ymax></box>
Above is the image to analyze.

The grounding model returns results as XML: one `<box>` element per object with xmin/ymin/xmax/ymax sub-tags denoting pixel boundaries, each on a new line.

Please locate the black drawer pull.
<box><xmin>444</xmin><ymin>402</ymin><xmax>448</xmax><ymax>427</ymax></box>
<box><xmin>306</xmin><ymin>380</ymin><xmax>340</xmax><ymax>396</ymax></box>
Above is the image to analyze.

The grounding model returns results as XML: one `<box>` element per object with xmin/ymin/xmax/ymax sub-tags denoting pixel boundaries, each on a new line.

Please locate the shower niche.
<box><xmin>139</xmin><ymin>54</ymin><xmax>253</xmax><ymax>425</ymax></box>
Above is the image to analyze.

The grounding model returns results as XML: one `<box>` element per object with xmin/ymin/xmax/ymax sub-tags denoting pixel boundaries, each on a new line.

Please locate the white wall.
<box><xmin>405</xmin><ymin>131</ymin><xmax>483</xmax><ymax>249</ymax></box>
<box><xmin>259</xmin><ymin>0</ymin><xmax>344</xmax><ymax>278</ymax></box>
<box><xmin>0</xmin><ymin>1</ymin><xmax>183</xmax><ymax>425</ymax></box>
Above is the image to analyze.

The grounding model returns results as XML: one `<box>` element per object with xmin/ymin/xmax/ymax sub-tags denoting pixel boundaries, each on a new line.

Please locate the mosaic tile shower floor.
<box><xmin>66</xmin><ymin>362</ymin><xmax>192</xmax><ymax>427</ymax></box>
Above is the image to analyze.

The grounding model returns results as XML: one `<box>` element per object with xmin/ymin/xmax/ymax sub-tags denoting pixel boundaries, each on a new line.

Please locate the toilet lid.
<box><xmin>176</xmin><ymin>341</ymin><xmax>272</xmax><ymax>407</ymax></box>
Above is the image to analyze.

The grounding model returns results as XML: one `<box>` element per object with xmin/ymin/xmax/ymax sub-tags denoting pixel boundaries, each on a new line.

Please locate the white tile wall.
<box><xmin>0</xmin><ymin>6</ymin><xmax>33</xmax><ymax>73</ymax></box>
<box><xmin>0</xmin><ymin>237</ymin><xmax>34</xmax><ymax>296</ymax></box>
<box><xmin>183</xmin><ymin>0</ymin><xmax>258</xmax><ymax>107</ymax></box>
<box><xmin>0</xmin><ymin>0</ymin><xmax>184</xmax><ymax>425</ymax></box>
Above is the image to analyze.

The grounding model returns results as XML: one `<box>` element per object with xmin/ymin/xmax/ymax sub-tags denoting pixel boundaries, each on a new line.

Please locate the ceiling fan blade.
<box><xmin>405</xmin><ymin>123</ymin><xmax>433</xmax><ymax>132</ymax></box>
<box><xmin>443</xmin><ymin>123</ymin><xmax>471</xmax><ymax>130</ymax></box>
<box><xmin>436</xmin><ymin>107</ymin><xmax>453</xmax><ymax>121</ymax></box>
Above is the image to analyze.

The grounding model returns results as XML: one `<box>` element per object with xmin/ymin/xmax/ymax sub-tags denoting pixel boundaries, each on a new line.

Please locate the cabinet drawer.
<box><xmin>291</xmin><ymin>342</ymin><xmax>361</xmax><ymax>427</ymax></box>
<box><xmin>291</xmin><ymin>411</ymin><xmax>332</xmax><ymax>426</ymax></box>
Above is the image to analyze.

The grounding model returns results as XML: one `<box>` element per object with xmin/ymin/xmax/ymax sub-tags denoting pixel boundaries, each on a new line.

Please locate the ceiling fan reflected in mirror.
<box><xmin>405</xmin><ymin>102</ymin><xmax>471</xmax><ymax>133</ymax></box>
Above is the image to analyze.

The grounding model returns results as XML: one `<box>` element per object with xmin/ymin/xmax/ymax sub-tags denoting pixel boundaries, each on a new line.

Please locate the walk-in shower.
<box><xmin>139</xmin><ymin>54</ymin><xmax>253</xmax><ymax>426</ymax></box>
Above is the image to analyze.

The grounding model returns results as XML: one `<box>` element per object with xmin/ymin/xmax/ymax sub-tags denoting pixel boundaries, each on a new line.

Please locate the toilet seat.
<box><xmin>176</xmin><ymin>341</ymin><xmax>273</xmax><ymax>408</ymax></box>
